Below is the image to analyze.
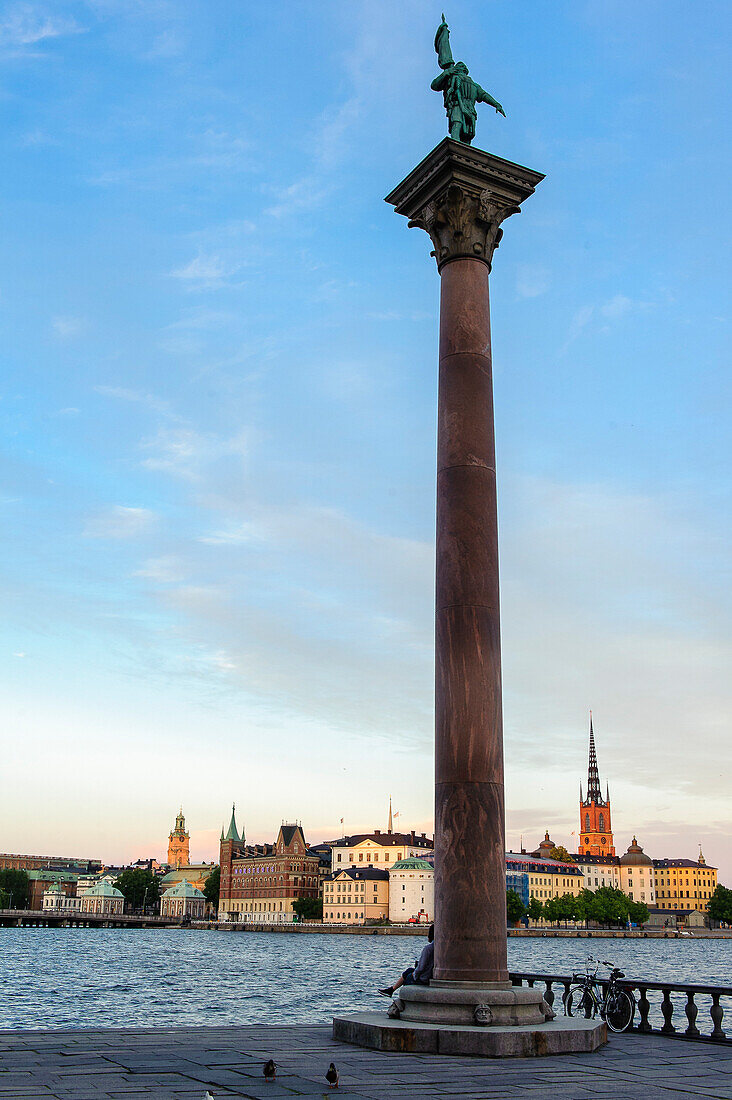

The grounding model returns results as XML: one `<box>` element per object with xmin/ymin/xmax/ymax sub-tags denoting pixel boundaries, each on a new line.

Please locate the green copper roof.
<box><xmin>163</xmin><ymin>881</ymin><xmax>205</xmax><ymax>898</ymax></box>
<box><xmin>390</xmin><ymin>858</ymin><xmax>434</xmax><ymax>870</ymax></box>
<box><xmin>224</xmin><ymin>803</ymin><xmax>240</xmax><ymax>842</ymax></box>
<box><xmin>86</xmin><ymin>881</ymin><xmax>124</xmax><ymax>897</ymax></box>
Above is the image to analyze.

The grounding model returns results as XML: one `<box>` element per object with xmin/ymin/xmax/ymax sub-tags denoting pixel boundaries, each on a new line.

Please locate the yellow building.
<box><xmin>323</xmin><ymin>867</ymin><xmax>389</xmax><ymax>924</ymax></box>
<box><xmin>511</xmin><ymin>848</ymin><xmax>584</xmax><ymax>903</ymax></box>
<box><xmin>653</xmin><ymin>852</ymin><xmax>717</xmax><ymax>914</ymax></box>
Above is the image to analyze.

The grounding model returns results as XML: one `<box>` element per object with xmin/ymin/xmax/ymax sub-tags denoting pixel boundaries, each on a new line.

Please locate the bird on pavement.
<box><xmin>263</xmin><ymin>1059</ymin><xmax>277</xmax><ymax>1081</ymax></box>
<box><xmin>204</xmin><ymin>1092</ymin><xmax>215</xmax><ymax>1099</ymax></box>
<box><xmin>325</xmin><ymin>1062</ymin><xmax>339</xmax><ymax>1088</ymax></box>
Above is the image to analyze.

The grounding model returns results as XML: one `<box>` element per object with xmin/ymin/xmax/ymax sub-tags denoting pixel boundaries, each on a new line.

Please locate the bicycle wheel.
<box><xmin>565</xmin><ymin>985</ymin><xmax>596</xmax><ymax>1019</ymax></box>
<box><xmin>606</xmin><ymin>990</ymin><xmax>634</xmax><ymax>1033</ymax></box>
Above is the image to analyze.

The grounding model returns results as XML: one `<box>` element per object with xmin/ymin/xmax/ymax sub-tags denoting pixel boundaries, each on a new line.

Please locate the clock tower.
<box><xmin>578</xmin><ymin>714</ymin><xmax>615</xmax><ymax>857</ymax></box>
<box><xmin>167</xmin><ymin>808</ymin><xmax>190</xmax><ymax>869</ymax></box>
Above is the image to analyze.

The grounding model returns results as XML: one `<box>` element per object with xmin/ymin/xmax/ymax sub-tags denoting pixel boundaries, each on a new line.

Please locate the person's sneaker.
<box><xmin>378</xmin><ymin>987</ymin><xmax>394</xmax><ymax>997</ymax></box>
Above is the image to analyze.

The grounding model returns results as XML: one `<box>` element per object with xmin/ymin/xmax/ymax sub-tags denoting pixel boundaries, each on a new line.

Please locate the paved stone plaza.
<box><xmin>1</xmin><ymin>1025</ymin><xmax>730</xmax><ymax>1099</ymax></box>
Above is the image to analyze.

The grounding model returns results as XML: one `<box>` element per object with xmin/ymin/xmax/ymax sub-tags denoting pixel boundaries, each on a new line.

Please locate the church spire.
<box><xmin>388</xmin><ymin>796</ymin><xmax>393</xmax><ymax>834</ymax></box>
<box><xmin>224</xmin><ymin>802</ymin><xmax>240</xmax><ymax>843</ymax></box>
<box><xmin>586</xmin><ymin>711</ymin><xmax>602</xmax><ymax>803</ymax></box>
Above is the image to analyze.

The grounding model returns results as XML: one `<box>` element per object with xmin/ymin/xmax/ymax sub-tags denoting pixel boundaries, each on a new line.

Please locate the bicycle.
<box><xmin>563</xmin><ymin>956</ymin><xmax>636</xmax><ymax>1033</ymax></box>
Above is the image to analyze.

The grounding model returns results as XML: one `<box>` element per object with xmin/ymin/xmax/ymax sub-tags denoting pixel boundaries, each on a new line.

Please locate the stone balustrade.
<box><xmin>510</xmin><ymin>970</ymin><xmax>731</xmax><ymax>1043</ymax></box>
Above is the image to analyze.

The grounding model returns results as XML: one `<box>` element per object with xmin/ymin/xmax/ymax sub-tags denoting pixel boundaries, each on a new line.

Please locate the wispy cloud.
<box><xmin>134</xmin><ymin>555</ymin><xmax>186</xmax><ymax>583</ymax></box>
<box><xmin>170</xmin><ymin>253</ymin><xmax>240</xmax><ymax>287</ymax></box>
<box><xmin>0</xmin><ymin>4</ymin><xmax>83</xmax><ymax>49</ymax></box>
<box><xmin>51</xmin><ymin>315</ymin><xmax>85</xmax><ymax>339</ymax></box>
<box><xmin>600</xmin><ymin>294</ymin><xmax>633</xmax><ymax>319</ymax></box>
<box><xmin>84</xmin><ymin>505</ymin><xmax>157</xmax><ymax>539</ymax></box>
<box><xmin>141</xmin><ymin>426</ymin><xmax>248</xmax><ymax>482</ymax></box>
<box><xmin>95</xmin><ymin>385</ymin><xmax>181</xmax><ymax>421</ymax></box>
<box><xmin>516</xmin><ymin>264</ymin><xmax>551</xmax><ymax>299</ymax></box>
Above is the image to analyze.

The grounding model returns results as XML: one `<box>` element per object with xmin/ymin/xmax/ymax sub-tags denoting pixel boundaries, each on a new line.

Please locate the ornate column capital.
<box><xmin>385</xmin><ymin>138</ymin><xmax>544</xmax><ymax>272</ymax></box>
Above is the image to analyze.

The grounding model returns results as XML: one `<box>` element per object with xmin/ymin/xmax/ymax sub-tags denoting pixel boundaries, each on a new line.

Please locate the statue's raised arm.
<box><xmin>431</xmin><ymin>16</ymin><xmax>506</xmax><ymax>145</ymax></box>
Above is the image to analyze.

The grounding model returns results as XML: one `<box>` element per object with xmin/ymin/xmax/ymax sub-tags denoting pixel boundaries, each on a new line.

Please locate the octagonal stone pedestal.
<box><xmin>333</xmin><ymin>1013</ymin><xmax>606</xmax><ymax>1058</ymax></box>
<box><xmin>333</xmin><ymin>983</ymin><xmax>606</xmax><ymax>1058</ymax></box>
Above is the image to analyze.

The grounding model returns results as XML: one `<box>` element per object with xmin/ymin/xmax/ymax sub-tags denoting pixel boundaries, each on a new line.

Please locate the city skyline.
<box><xmin>2</xmin><ymin>2</ymin><xmax>730</xmax><ymax>882</ymax></box>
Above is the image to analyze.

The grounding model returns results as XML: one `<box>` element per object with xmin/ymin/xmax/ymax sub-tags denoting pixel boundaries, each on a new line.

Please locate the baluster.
<box><xmin>527</xmin><ymin>978</ymin><xmax>535</xmax><ymax>988</ymax></box>
<box><xmin>637</xmin><ymin>986</ymin><xmax>652</xmax><ymax>1033</ymax></box>
<box><xmin>661</xmin><ymin>988</ymin><xmax>676</xmax><ymax>1034</ymax></box>
<box><xmin>684</xmin><ymin>991</ymin><xmax>700</xmax><ymax>1038</ymax></box>
<box><xmin>544</xmin><ymin>980</ymin><xmax>555</xmax><ymax>1010</ymax></box>
<box><xmin>562</xmin><ymin>979</ymin><xmax>572</xmax><ymax>1011</ymax></box>
<box><xmin>710</xmin><ymin>993</ymin><xmax>725</xmax><ymax>1041</ymax></box>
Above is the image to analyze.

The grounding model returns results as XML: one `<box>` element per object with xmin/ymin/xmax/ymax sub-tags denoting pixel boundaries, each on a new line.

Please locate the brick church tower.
<box><xmin>578</xmin><ymin>714</ymin><xmax>615</xmax><ymax>856</ymax></box>
<box><xmin>167</xmin><ymin>808</ymin><xmax>190</xmax><ymax>869</ymax></box>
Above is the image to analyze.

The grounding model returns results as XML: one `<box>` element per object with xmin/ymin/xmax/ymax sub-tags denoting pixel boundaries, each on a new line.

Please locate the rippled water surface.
<box><xmin>0</xmin><ymin>928</ymin><xmax>729</xmax><ymax>1030</ymax></box>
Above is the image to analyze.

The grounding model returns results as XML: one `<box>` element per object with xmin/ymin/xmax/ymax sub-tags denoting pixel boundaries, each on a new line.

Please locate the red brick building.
<box><xmin>218</xmin><ymin>808</ymin><xmax>319</xmax><ymax>923</ymax></box>
<box><xmin>0</xmin><ymin>854</ymin><xmax>101</xmax><ymax>873</ymax></box>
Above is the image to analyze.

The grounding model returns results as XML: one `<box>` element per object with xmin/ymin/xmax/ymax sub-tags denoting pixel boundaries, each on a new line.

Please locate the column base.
<box><xmin>332</xmin><ymin>1012</ymin><xmax>606</xmax><ymax>1058</ymax></box>
<box><xmin>398</xmin><ymin>981</ymin><xmax>551</xmax><ymax>1027</ymax></box>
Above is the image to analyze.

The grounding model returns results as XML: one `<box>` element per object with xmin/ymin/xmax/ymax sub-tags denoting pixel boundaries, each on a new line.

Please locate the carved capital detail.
<box><xmin>386</xmin><ymin>139</ymin><xmax>544</xmax><ymax>274</ymax></box>
<box><xmin>408</xmin><ymin>184</ymin><xmax>519</xmax><ymax>271</ymax></box>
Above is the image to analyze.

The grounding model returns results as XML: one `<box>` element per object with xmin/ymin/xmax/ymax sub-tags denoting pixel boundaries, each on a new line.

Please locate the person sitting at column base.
<box><xmin>378</xmin><ymin>923</ymin><xmax>434</xmax><ymax>996</ymax></box>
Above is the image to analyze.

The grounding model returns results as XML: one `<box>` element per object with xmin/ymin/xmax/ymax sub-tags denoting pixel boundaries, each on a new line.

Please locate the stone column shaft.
<box><xmin>386</xmin><ymin>139</ymin><xmax>544</xmax><ymax>989</ymax></box>
<box><xmin>434</xmin><ymin>256</ymin><xmax>506</xmax><ymax>983</ymax></box>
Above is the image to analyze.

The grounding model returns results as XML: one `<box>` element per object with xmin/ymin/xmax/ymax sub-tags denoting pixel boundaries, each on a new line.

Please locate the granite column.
<box><xmin>386</xmin><ymin>140</ymin><xmax>545</xmax><ymax>988</ymax></box>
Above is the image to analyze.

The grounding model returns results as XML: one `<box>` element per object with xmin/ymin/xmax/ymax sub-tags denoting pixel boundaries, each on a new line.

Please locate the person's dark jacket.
<box><xmin>413</xmin><ymin>940</ymin><xmax>434</xmax><ymax>983</ymax></box>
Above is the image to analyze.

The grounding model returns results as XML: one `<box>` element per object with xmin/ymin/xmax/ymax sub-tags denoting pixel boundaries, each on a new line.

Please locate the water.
<box><xmin>0</xmin><ymin>928</ymin><xmax>729</xmax><ymax>1030</ymax></box>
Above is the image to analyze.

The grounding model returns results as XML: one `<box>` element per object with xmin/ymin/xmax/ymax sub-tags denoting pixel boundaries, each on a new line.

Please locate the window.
<box><xmin>585</xmin><ymin>815</ymin><xmax>591</xmax><ymax>832</ymax></box>
<box><xmin>598</xmin><ymin>814</ymin><xmax>605</xmax><ymax>832</ymax></box>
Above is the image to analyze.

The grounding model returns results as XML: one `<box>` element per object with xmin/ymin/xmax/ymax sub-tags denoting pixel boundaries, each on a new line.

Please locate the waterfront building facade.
<box><xmin>27</xmin><ymin>870</ymin><xmax>79</xmax><ymax>909</ymax></box>
<box><xmin>80</xmin><ymin>881</ymin><xmax>124</xmax><ymax>916</ymax></box>
<box><xmin>323</xmin><ymin>867</ymin><xmax>389</xmax><ymax>924</ymax></box>
<box><xmin>387</xmin><ymin>858</ymin><xmax>433</xmax><ymax>923</ymax></box>
<box><xmin>507</xmin><ymin>852</ymin><xmax>585</xmax><ymax>902</ymax></box>
<box><xmin>573</xmin><ymin>853</ymin><xmax>621</xmax><ymax>891</ymax></box>
<box><xmin>159</xmin><ymin>864</ymin><xmax>214</xmax><ymax>894</ymax></box>
<box><xmin>619</xmin><ymin>837</ymin><xmax>656</xmax><ymax>905</ymax></box>
<box><xmin>653</xmin><ymin>853</ymin><xmax>717</xmax><ymax>914</ymax></box>
<box><xmin>505</xmin><ymin>861</ymin><xmax>530</xmax><ymax>906</ymax></box>
<box><xmin>329</xmin><ymin>829</ymin><xmax>433</xmax><ymax>872</ymax></box>
<box><xmin>167</xmin><ymin>809</ymin><xmax>190</xmax><ymax>869</ymax></box>
<box><xmin>75</xmin><ymin>873</ymin><xmax>117</xmax><ymax>897</ymax></box>
<box><xmin>218</xmin><ymin>815</ymin><xmax>320</xmax><ymax>923</ymax></box>
<box><xmin>578</xmin><ymin>715</ymin><xmax>615</xmax><ymax>856</ymax></box>
<box><xmin>160</xmin><ymin>880</ymin><xmax>206</xmax><ymax>920</ymax></box>
<box><xmin>0</xmin><ymin>853</ymin><xmax>101</xmax><ymax>874</ymax></box>
<box><xmin>42</xmin><ymin>883</ymin><xmax>82</xmax><ymax>913</ymax></box>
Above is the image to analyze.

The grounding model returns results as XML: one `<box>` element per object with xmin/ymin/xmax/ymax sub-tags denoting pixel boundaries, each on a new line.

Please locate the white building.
<box><xmin>619</xmin><ymin>837</ymin><xmax>656</xmax><ymax>906</ymax></box>
<box><xmin>80</xmin><ymin>880</ymin><xmax>124</xmax><ymax>916</ymax></box>
<box><xmin>160</xmin><ymin>880</ymin><xmax>206</xmax><ymax>920</ymax></box>
<box><xmin>573</xmin><ymin>853</ymin><xmax>621</xmax><ymax>891</ymax></box>
<box><xmin>75</xmin><ymin>873</ymin><xmax>116</xmax><ymax>897</ymax></box>
<box><xmin>42</xmin><ymin>882</ymin><xmax>82</xmax><ymax>913</ymax></box>
<box><xmin>330</xmin><ymin>830</ymin><xmax>433</xmax><ymax>873</ymax></box>
<box><xmin>388</xmin><ymin>858</ymin><xmax>434</xmax><ymax>924</ymax></box>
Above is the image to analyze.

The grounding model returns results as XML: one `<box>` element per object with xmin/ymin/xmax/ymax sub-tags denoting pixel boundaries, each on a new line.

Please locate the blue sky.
<box><xmin>1</xmin><ymin>1</ymin><xmax>730</xmax><ymax>880</ymax></box>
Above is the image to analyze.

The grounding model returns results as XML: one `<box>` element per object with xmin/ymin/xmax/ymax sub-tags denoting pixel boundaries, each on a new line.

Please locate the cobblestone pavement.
<box><xmin>0</xmin><ymin>1026</ymin><xmax>730</xmax><ymax>1099</ymax></box>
